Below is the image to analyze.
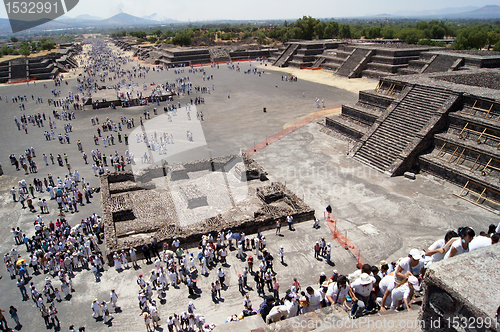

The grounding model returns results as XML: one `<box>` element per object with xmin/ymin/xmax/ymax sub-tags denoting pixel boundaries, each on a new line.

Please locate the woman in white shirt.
<box><xmin>391</xmin><ymin>275</ymin><xmax>420</xmax><ymax>311</ymax></box>
<box><xmin>326</xmin><ymin>275</ymin><xmax>350</xmax><ymax>306</ymax></box>
<box><xmin>444</xmin><ymin>227</ymin><xmax>475</xmax><ymax>259</ymax></box>
<box><xmin>426</xmin><ymin>230</ymin><xmax>459</xmax><ymax>262</ymax></box>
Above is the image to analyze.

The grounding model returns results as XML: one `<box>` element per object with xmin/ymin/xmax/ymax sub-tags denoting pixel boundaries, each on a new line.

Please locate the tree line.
<box><xmin>0</xmin><ymin>37</ymin><xmax>56</xmax><ymax>57</ymax></box>
<box><xmin>109</xmin><ymin>17</ymin><xmax>500</xmax><ymax>50</ymax></box>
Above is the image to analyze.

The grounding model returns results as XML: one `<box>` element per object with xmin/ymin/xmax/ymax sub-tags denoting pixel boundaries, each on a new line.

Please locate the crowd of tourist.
<box><xmin>2</xmin><ymin>37</ymin><xmax>500</xmax><ymax>332</ymax></box>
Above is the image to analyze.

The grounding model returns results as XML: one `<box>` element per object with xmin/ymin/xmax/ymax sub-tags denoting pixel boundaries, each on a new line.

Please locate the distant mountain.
<box><xmin>452</xmin><ymin>5</ymin><xmax>500</xmax><ymax>19</ymax></box>
<box><xmin>100</xmin><ymin>13</ymin><xmax>154</xmax><ymax>26</ymax></box>
<box><xmin>74</xmin><ymin>14</ymin><xmax>103</xmax><ymax>21</ymax></box>
<box><xmin>393</xmin><ymin>6</ymin><xmax>479</xmax><ymax>17</ymax></box>
<box><xmin>142</xmin><ymin>13</ymin><xmax>177</xmax><ymax>23</ymax></box>
<box><xmin>391</xmin><ymin>5</ymin><xmax>500</xmax><ymax>19</ymax></box>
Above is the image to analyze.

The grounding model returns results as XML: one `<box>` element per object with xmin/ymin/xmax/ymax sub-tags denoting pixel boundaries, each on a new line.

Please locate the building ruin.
<box><xmin>100</xmin><ymin>154</ymin><xmax>315</xmax><ymax>263</ymax></box>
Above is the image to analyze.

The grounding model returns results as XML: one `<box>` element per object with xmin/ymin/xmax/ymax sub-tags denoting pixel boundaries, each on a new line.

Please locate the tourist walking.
<box><xmin>9</xmin><ymin>306</ymin><xmax>20</xmax><ymax>328</ymax></box>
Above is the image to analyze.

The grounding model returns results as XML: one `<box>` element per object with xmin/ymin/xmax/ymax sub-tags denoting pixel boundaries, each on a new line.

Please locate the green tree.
<box><xmin>454</xmin><ymin>26</ymin><xmax>488</xmax><ymax>50</ymax></box>
<box><xmin>148</xmin><ymin>36</ymin><xmax>158</xmax><ymax>43</ymax></box>
<box><xmin>10</xmin><ymin>37</ymin><xmax>18</xmax><ymax>42</ymax></box>
<box><xmin>171</xmin><ymin>32</ymin><xmax>192</xmax><ymax>46</ymax></box>
<box><xmin>129</xmin><ymin>31</ymin><xmax>147</xmax><ymax>39</ymax></box>
<box><xmin>324</xmin><ymin>21</ymin><xmax>339</xmax><ymax>38</ymax></box>
<box><xmin>338</xmin><ymin>24</ymin><xmax>351</xmax><ymax>39</ymax></box>
<box><xmin>293</xmin><ymin>16</ymin><xmax>319</xmax><ymax>40</ymax></box>
<box><xmin>256</xmin><ymin>31</ymin><xmax>267</xmax><ymax>44</ymax></box>
<box><xmin>397</xmin><ymin>29</ymin><xmax>424</xmax><ymax>44</ymax></box>
<box><xmin>152</xmin><ymin>29</ymin><xmax>162</xmax><ymax>37</ymax></box>
<box><xmin>493</xmin><ymin>40</ymin><xmax>500</xmax><ymax>51</ymax></box>
<box><xmin>416</xmin><ymin>21</ymin><xmax>429</xmax><ymax>31</ymax></box>
<box><xmin>20</xmin><ymin>45</ymin><xmax>30</xmax><ymax>56</ymax></box>
<box><xmin>1</xmin><ymin>46</ymin><xmax>13</xmax><ymax>55</ymax></box>
<box><xmin>313</xmin><ymin>21</ymin><xmax>326</xmax><ymax>39</ymax></box>
<box><xmin>381</xmin><ymin>26</ymin><xmax>395</xmax><ymax>39</ymax></box>
<box><xmin>431</xmin><ymin>26</ymin><xmax>446</xmax><ymax>39</ymax></box>
<box><xmin>487</xmin><ymin>31</ymin><xmax>500</xmax><ymax>47</ymax></box>
<box><xmin>366</xmin><ymin>27</ymin><xmax>381</xmax><ymax>39</ymax></box>
<box><xmin>40</xmin><ymin>41</ymin><xmax>55</xmax><ymax>51</ymax></box>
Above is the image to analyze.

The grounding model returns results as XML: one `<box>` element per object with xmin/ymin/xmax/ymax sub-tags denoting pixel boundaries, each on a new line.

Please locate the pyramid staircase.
<box><xmin>209</xmin><ymin>47</ymin><xmax>231</xmax><ymax>63</ymax></box>
<box><xmin>335</xmin><ymin>48</ymin><xmax>372</xmax><ymax>78</ymax></box>
<box><xmin>273</xmin><ymin>43</ymin><xmax>299</xmax><ymax>67</ymax></box>
<box><xmin>351</xmin><ymin>85</ymin><xmax>459</xmax><ymax>176</ymax></box>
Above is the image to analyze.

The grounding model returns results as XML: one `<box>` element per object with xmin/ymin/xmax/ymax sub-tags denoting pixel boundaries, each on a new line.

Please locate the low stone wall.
<box><xmin>420</xmin><ymin>244</ymin><xmax>500</xmax><ymax>332</ymax></box>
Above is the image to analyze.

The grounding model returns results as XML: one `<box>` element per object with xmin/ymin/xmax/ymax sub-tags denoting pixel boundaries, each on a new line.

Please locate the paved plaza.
<box><xmin>0</xmin><ymin>41</ymin><xmax>498</xmax><ymax>332</ymax></box>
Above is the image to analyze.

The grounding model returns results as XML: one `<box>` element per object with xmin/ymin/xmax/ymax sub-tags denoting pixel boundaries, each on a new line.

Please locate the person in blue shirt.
<box><xmin>257</xmin><ymin>295</ymin><xmax>275</xmax><ymax>322</ymax></box>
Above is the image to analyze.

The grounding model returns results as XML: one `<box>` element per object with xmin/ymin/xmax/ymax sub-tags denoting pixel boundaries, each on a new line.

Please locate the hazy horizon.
<box><xmin>0</xmin><ymin>0</ymin><xmax>497</xmax><ymax>22</ymax></box>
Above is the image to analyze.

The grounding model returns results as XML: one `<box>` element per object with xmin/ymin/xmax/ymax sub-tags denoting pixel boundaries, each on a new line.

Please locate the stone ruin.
<box><xmin>100</xmin><ymin>153</ymin><xmax>315</xmax><ymax>263</ymax></box>
<box><xmin>420</xmin><ymin>244</ymin><xmax>500</xmax><ymax>332</ymax></box>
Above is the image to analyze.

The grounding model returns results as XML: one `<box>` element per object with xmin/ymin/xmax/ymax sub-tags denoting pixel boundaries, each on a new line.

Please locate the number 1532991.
<box><xmin>5</xmin><ymin>1</ymin><xmax>58</xmax><ymax>14</ymax></box>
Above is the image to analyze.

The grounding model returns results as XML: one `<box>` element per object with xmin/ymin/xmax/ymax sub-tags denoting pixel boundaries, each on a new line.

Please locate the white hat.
<box><xmin>408</xmin><ymin>275</ymin><xmax>421</xmax><ymax>291</ymax></box>
<box><xmin>409</xmin><ymin>249</ymin><xmax>422</xmax><ymax>261</ymax></box>
<box><xmin>360</xmin><ymin>273</ymin><xmax>372</xmax><ymax>285</ymax></box>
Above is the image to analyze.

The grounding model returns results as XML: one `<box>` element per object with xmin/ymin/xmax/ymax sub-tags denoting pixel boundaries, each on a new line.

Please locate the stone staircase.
<box><xmin>288</xmin><ymin>43</ymin><xmax>327</xmax><ymax>68</ymax></box>
<box><xmin>273</xmin><ymin>44</ymin><xmax>299</xmax><ymax>67</ymax></box>
<box><xmin>321</xmin><ymin>46</ymin><xmax>351</xmax><ymax>72</ymax></box>
<box><xmin>352</xmin><ymin>85</ymin><xmax>459</xmax><ymax>175</ymax></box>
<box><xmin>336</xmin><ymin>48</ymin><xmax>371</xmax><ymax>77</ymax></box>
<box><xmin>325</xmin><ymin>89</ymin><xmax>395</xmax><ymax>141</ymax></box>
<box><xmin>423</xmin><ymin>54</ymin><xmax>463</xmax><ymax>73</ymax></box>
<box><xmin>311</xmin><ymin>56</ymin><xmax>325</xmax><ymax>67</ymax></box>
<box><xmin>210</xmin><ymin>47</ymin><xmax>231</xmax><ymax>63</ymax></box>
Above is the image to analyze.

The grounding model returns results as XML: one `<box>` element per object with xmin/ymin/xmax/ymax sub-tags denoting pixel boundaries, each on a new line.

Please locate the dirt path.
<box><xmin>258</xmin><ymin>65</ymin><xmax>378</xmax><ymax>94</ymax></box>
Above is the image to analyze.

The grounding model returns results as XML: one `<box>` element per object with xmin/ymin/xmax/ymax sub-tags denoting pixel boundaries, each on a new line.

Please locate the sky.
<box><xmin>0</xmin><ymin>0</ymin><xmax>496</xmax><ymax>21</ymax></box>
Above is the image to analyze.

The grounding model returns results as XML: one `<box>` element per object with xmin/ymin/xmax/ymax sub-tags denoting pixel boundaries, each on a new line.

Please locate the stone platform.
<box><xmin>101</xmin><ymin>154</ymin><xmax>315</xmax><ymax>263</ymax></box>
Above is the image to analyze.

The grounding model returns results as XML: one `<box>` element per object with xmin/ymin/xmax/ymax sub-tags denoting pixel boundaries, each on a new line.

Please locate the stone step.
<box><xmin>336</xmin><ymin>48</ymin><xmax>370</xmax><ymax>77</ymax></box>
<box><xmin>358</xmin><ymin>90</ymin><xmax>395</xmax><ymax>109</ymax></box>
<box><xmin>325</xmin><ymin>116</ymin><xmax>367</xmax><ymax>140</ymax></box>
<box><xmin>370</xmin><ymin>54</ymin><xmax>420</xmax><ymax>65</ymax></box>
<box><xmin>354</xmin><ymin>152</ymin><xmax>391</xmax><ymax>171</ymax></box>
<box><xmin>365</xmin><ymin>62</ymin><xmax>408</xmax><ymax>74</ymax></box>
<box><xmin>361</xmin><ymin>69</ymin><xmax>396</xmax><ymax>80</ymax></box>
<box><xmin>342</xmin><ymin>104</ymin><xmax>381</xmax><ymax>125</ymax></box>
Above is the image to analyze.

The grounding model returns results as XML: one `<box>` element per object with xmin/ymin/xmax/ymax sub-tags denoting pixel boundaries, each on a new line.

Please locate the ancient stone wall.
<box><xmin>101</xmin><ymin>155</ymin><xmax>313</xmax><ymax>263</ymax></box>
<box><xmin>420</xmin><ymin>244</ymin><xmax>500</xmax><ymax>332</ymax></box>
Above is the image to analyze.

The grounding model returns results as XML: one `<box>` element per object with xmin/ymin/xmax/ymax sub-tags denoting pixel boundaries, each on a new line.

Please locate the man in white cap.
<box><xmin>91</xmin><ymin>299</ymin><xmax>102</xmax><ymax>319</ymax></box>
<box><xmin>110</xmin><ymin>289</ymin><xmax>118</xmax><ymax>307</ymax></box>
<box><xmin>325</xmin><ymin>243</ymin><xmax>332</xmax><ymax>264</ymax></box>
<box><xmin>279</xmin><ymin>246</ymin><xmax>284</xmax><ymax>264</ymax></box>
<box><xmin>395</xmin><ymin>249</ymin><xmax>425</xmax><ymax>284</ymax></box>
